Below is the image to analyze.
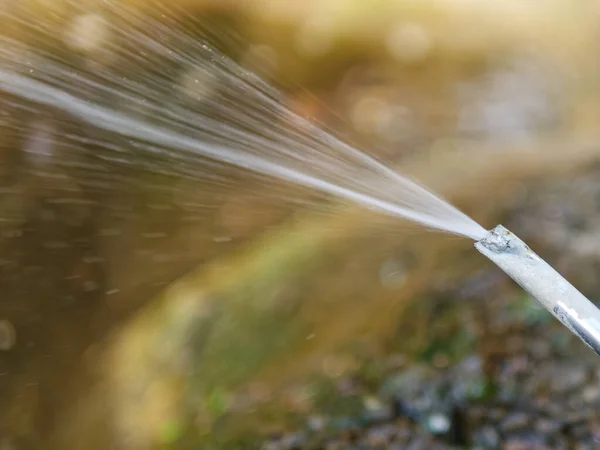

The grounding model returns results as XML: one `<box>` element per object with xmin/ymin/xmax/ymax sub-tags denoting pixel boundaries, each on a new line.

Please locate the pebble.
<box><xmin>324</xmin><ymin>442</ymin><xmax>344</xmax><ymax>450</ymax></box>
<box><xmin>487</xmin><ymin>407</ymin><xmax>507</xmax><ymax>422</ymax></box>
<box><xmin>472</xmin><ymin>426</ymin><xmax>500</xmax><ymax>448</ymax></box>
<box><xmin>504</xmin><ymin>439</ymin><xmax>551</xmax><ymax>450</ymax></box>
<box><xmin>551</xmin><ymin>366</ymin><xmax>588</xmax><ymax>393</ymax></box>
<box><xmin>365</xmin><ymin>425</ymin><xmax>394</xmax><ymax>446</ymax></box>
<box><xmin>425</xmin><ymin>413</ymin><xmax>450</xmax><ymax>434</ymax></box>
<box><xmin>535</xmin><ymin>418</ymin><xmax>561</xmax><ymax>434</ymax></box>
<box><xmin>307</xmin><ymin>415</ymin><xmax>327</xmax><ymax>432</ymax></box>
<box><xmin>581</xmin><ymin>385</ymin><xmax>600</xmax><ymax>403</ymax></box>
<box><xmin>500</xmin><ymin>412</ymin><xmax>531</xmax><ymax>432</ymax></box>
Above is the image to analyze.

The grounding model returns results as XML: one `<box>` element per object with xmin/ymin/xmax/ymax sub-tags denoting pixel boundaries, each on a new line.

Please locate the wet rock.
<box><xmin>472</xmin><ymin>426</ymin><xmax>500</xmax><ymax>448</ymax></box>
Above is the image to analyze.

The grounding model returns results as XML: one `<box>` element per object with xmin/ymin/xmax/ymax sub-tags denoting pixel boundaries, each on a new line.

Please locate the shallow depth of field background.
<box><xmin>2</xmin><ymin>0</ymin><xmax>600</xmax><ymax>448</ymax></box>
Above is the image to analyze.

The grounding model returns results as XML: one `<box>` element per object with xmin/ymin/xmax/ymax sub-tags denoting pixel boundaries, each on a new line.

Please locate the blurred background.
<box><xmin>2</xmin><ymin>0</ymin><xmax>600</xmax><ymax>448</ymax></box>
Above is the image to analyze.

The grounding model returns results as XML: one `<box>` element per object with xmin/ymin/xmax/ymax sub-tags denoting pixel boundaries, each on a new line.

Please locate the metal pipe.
<box><xmin>475</xmin><ymin>225</ymin><xmax>600</xmax><ymax>357</ymax></box>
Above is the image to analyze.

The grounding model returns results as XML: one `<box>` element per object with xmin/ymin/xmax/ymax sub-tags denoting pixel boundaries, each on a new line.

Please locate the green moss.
<box><xmin>160</xmin><ymin>419</ymin><xmax>184</xmax><ymax>445</ymax></box>
<box><xmin>206</xmin><ymin>387</ymin><xmax>230</xmax><ymax>418</ymax></box>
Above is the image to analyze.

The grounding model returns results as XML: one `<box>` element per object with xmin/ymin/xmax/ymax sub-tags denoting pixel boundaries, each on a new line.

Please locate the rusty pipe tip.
<box><xmin>475</xmin><ymin>224</ymin><xmax>600</xmax><ymax>358</ymax></box>
<box><xmin>475</xmin><ymin>224</ymin><xmax>535</xmax><ymax>258</ymax></box>
<box><xmin>476</xmin><ymin>225</ymin><xmax>511</xmax><ymax>250</ymax></box>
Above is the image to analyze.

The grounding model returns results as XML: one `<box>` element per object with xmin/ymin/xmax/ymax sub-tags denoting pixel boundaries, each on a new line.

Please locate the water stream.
<box><xmin>3</xmin><ymin>2</ymin><xmax>594</xmax><ymax>447</ymax></box>
<box><xmin>0</xmin><ymin>3</ymin><xmax>487</xmax><ymax>241</ymax></box>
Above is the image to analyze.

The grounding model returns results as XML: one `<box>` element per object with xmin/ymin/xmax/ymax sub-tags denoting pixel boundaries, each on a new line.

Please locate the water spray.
<box><xmin>476</xmin><ymin>225</ymin><xmax>600</xmax><ymax>357</ymax></box>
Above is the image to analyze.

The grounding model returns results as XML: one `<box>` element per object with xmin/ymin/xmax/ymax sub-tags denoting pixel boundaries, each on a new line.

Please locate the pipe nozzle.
<box><xmin>476</xmin><ymin>225</ymin><xmax>600</xmax><ymax>357</ymax></box>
